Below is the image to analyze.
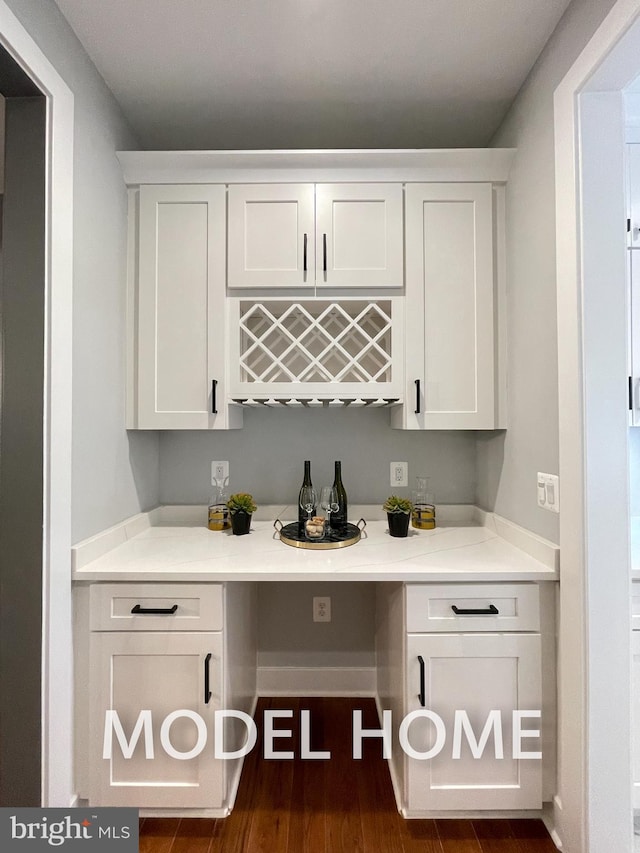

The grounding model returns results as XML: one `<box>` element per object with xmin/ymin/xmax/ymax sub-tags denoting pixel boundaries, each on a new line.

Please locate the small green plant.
<box><xmin>226</xmin><ymin>493</ymin><xmax>257</xmax><ymax>514</ymax></box>
<box><xmin>382</xmin><ymin>495</ymin><xmax>413</xmax><ymax>514</ymax></box>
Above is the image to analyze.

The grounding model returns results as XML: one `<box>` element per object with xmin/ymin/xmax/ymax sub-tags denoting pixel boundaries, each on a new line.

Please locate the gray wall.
<box><xmin>0</xmin><ymin>95</ymin><xmax>45</xmax><ymax>806</ymax></box>
<box><xmin>4</xmin><ymin>0</ymin><xmax>160</xmax><ymax>544</ymax></box>
<box><xmin>258</xmin><ymin>583</ymin><xmax>376</xmax><ymax>668</ymax></box>
<box><xmin>479</xmin><ymin>0</ymin><xmax>619</xmax><ymax>543</ymax></box>
<box><xmin>159</xmin><ymin>408</ymin><xmax>476</xmax><ymax>507</ymax></box>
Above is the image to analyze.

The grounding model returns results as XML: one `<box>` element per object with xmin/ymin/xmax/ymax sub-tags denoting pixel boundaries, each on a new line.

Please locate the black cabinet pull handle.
<box><xmin>212</xmin><ymin>379</ymin><xmax>218</xmax><ymax>414</ymax></box>
<box><xmin>303</xmin><ymin>233</ymin><xmax>308</xmax><ymax>273</ymax></box>
<box><xmin>451</xmin><ymin>604</ymin><xmax>499</xmax><ymax>616</ymax></box>
<box><xmin>414</xmin><ymin>379</ymin><xmax>421</xmax><ymax>414</ymax></box>
<box><xmin>417</xmin><ymin>655</ymin><xmax>425</xmax><ymax>707</ymax></box>
<box><xmin>204</xmin><ymin>653</ymin><xmax>212</xmax><ymax>705</ymax></box>
<box><xmin>323</xmin><ymin>233</ymin><xmax>327</xmax><ymax>273</ymax></box>
<box><xmin>131</xmin><ymin>604</ymin><xmax>178</xmax><ymax>615</ymax></box>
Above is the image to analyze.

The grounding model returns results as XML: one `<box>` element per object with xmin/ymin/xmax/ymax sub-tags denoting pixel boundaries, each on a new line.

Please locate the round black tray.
<box><xmin>274</xmin><ymin>519</ymin><xmax>366</xmax><ymax>550</ymax></box>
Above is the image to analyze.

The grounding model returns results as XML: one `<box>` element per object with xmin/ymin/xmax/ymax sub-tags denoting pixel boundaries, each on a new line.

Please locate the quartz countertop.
<box><xmin>72</xmin><ymin>505</ymin><xmax>559</xmax><ymax>583</ymax></box>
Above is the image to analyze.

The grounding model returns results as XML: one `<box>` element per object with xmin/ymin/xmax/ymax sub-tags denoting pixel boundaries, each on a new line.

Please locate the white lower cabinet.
<box><xmin>81</xmin><ymin>582</ymin><xmax>257</xmax><ymax>812</ymax></box>
<box><xmin>633</xmin><ymin>630</ymin><xmax>640</xmax><ymax>808</ymax></box>
<box><xmin>405</xmin><ymin>632</ymin><xmax>541</xmax><ymax>811</ymax></box>
<box><xmin>632</xmin><ymin>584</ymin><xmax>640</xmax><ymax>806</ymax></box>
<box><xmin>376</xmin><ymin>582</ymin><xmax>548</xmax><ymax>816</ymax></box>
<box><xmin>90</xmin><ymin>631</ymin><xmax>223</xmax><ymax>808</ymax></box>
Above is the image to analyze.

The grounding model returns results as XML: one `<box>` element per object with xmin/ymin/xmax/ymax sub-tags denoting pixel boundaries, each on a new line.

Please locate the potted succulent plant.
<box><xmin>382</xmin><ymin>495</ymin><xmax>414</xmax><ymax>538</ymax></box>
<box><xmin>226</xmin><ymin>493</ymin><xmax>257</xmax><ymax>536</ymax></box>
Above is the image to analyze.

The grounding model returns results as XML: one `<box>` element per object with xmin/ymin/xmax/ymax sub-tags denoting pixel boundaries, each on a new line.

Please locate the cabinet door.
<box><xmin>633</xmin><ymin>631</ymin><xmax>640</xmax><ymax>807</ymax></box>
<box><xmin>405</xmin><ymin>633</ymin><xmax>541</xmax><ymax>812</ymax></box>
<box><xmin>137</xmin><ymin>185</ymin><xmax>227</xmax><ymax>429</ymax></box>
<box><xmin>630</xmin><ymin>249</ymin><xmax>640</xmax><ymax>425</ymax></box>
<box><xmin>405</xmin><ymin>183</ymin><xmax>495</xmax><ymax>429</ymax></box>
<box><xmin>89</xmin><ymin>632</ymin><xmax>223</xmax><ymax>807</ymax></box>
<box><xmin>315</xmin><ymin>183</ymin><xmax>403</xmax><ymax>287</ymax></box>
<box><xmin>629</xmin><ymin>144</ymin><xmax>640</xmax><ymax>248</ymax></box>
<box><xmin>228</xmin><ymin>184</ymin><xmax>315</xmax><ymax>287</ymax></box>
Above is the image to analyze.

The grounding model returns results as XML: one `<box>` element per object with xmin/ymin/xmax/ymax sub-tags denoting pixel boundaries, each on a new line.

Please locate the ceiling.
<box><xmin>53</xmin><ymin>0</ymin><xmax>573</xmax><ymax>151</ymax></box>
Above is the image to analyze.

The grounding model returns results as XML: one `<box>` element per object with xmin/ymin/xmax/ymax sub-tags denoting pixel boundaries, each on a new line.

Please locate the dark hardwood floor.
<box><xmin>139</xmin><ymin>697</ymin><xmax>558</xmax><ymax>853</ymax></box>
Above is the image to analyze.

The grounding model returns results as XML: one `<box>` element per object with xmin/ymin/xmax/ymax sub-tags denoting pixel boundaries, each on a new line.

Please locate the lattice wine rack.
<box><xmin>228</xmin><ymin>299</ymin><xmax>403</xmax><ymax>406</ymax></box>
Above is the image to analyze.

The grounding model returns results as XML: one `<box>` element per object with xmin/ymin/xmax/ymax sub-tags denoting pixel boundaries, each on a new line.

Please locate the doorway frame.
<box><xmin>555</xmin><ymin>1</ymin><xmax>640</xmax><ymax>851</ymax></box>
<box><xmin>0</xmin><ymin>2</ymin><xmax>73</xmax><ymax>806</ymax></box>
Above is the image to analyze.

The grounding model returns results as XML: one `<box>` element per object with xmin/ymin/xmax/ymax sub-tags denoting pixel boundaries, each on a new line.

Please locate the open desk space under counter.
<box><xmin>72</xmin><ymin>504</ymin><xmax>558</xmax><ymax>818</ymax></box>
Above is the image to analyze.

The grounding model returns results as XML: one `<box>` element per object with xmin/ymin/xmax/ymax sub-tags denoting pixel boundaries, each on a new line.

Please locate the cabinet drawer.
<box><xmin>90</xmin><ymin>583</ymin><xmax>223</xmax><ymax>631</ymax></box>
<box><xmin>405</xmin><ymin>583</ymin><xmax>539</xmax><ymax>633</ymax></box>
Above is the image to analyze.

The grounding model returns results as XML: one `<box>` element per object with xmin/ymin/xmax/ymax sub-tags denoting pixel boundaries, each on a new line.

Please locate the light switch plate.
<box><xmin>537</xmin><ymin>472</ymin><xmax>559</xmax><ymax>513</ymax></box>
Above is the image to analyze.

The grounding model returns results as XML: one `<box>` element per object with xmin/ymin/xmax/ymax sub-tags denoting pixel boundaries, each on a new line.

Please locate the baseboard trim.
<box><xmin>257</xmin><ymin>666</ymin><xmax>376</xmax><ymax>696</ymax></box>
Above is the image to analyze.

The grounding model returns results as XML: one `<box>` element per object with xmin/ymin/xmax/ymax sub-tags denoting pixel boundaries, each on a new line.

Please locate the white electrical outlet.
<box><xmin>390</xmin><ymin>462</ymin><xmax>408</xmax><ymax>488</ymax></box>
<box><xmin>211</xmin><ymin>461</ymin><xmax>229</xmax><ymax>485</ymax></box>
<box><xmin>313</xmin><ymin>596</ymin><xmax>331</xmax><ymax>623</ymax></box>
<box><xmin>537</xmin><ymin>472</ymin><xmax>559</xmax><ymax>513</ymax></box>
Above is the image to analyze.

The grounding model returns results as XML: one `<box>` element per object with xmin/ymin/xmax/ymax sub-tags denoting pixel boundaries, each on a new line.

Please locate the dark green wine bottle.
<box><xmin>332</xmin><ymin>460</ymin><xmax>348</xmax><ymax>528</ymax></box>
<box><xmin>298</xmin><ymin>460</ymin><xmax>314</xmax><ymax>530</ymax></box>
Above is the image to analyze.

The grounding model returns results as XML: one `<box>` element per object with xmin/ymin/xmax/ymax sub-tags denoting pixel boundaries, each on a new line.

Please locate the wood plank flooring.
<box><xmin>139</xmin><ymin>697</ymin><xmax>558</xmax><ymax>853</ymax></box>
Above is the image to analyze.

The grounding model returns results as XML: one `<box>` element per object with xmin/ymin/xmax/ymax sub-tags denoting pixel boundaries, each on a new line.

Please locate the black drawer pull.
<box><xmin>131</xmin><ymin>604</ymin><xmax>178</xmax><ymax>615</ymax></box>
<box><xmin>414</xmin><ymin>379</ymin><xmax>421</xmax><ymax>414</ymax></box>
<box><xmin>451</xmin><ymin>604</ymin><xmax>499</xmax><ymax>616</ymax></box>
<box><xmin>204</xmin><ymin>653</ymin><xmax>212</xmax><ymax>705</ymax></box>
<box><xmin>323</xmin><ymin>233</ymin><xmax>327</xmax><ymax>273</ymax></box>
<box><xmin>212</xmin><ymin>379</ymin><xmax>218</xmax><ymax>414</ymax></box>
<box><xmin>303</xmin><ymin>233</ymin><xmax>308</xmax><ymax>273</ymax></box>
<box><xmin>417</xmin><ymin>655</ymin><xmax>426</xmax><ymax>707</ymax></box>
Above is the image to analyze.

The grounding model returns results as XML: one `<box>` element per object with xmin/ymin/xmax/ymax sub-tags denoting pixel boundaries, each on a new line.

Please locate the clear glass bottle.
<box><xmin>411</xmin><ymin>475</ymin><xmax>436</xmax><ymax>530</ymax></box>
<box><xmin>208</xmin><ymin>484</ymin><xmax>230</xmax><ymax>531</ymax></box>
<box><xmin>298</xmin><ymin>460</ymin><xmax>315</xmax><ymax>532</ymax></box>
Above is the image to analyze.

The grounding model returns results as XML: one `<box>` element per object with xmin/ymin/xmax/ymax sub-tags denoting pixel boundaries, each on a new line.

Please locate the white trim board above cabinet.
<box><xmin>120</xmin><ymin>150</ymin><xmax>513</xmax><ymax>430</ymax></box>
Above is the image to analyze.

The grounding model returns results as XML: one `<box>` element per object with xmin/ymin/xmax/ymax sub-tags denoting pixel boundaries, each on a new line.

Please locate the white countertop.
<box><xmin>72</xmin><ymin>506</ymin><xmax>559</xmax><ymax>583</ymax></box>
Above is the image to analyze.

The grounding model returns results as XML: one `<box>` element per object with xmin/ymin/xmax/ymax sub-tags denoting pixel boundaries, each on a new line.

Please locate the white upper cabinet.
<box><xmin>227</xmin><ymin>183</ymin><xmax>403</xmax><ymax>288</ymax></box>
<box><xmin>628</xmin><ymin>145</ymin><xmax>640</xmax><ymax>424</ymax></box>
<box><xmin>132</xmin><ymin>184</ymin><xmax>241</xmax><ymax>429</ymax></box>
<box><xmin>629</xmin><ymin>143</ymin><xmax>640</xmax><ymax>248</ymax></box>
<box><xmin>227</xmin><ymin>184</ymin><xmax>315</xmax><ymax>287</ymax></box>
<box><xmin>393</xmin><ymin>182</ymin><xmax>498</xmax><ymax>430</ymax></box>
<box><xmin>119</xmin><ymin>150</ymin><xmax>513</xmax><ymax>425</ymax></box>
<box><xmin>315</xmin><ymin>184</ymin><xmax>403</xmax><ymax>287</ymax></box>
